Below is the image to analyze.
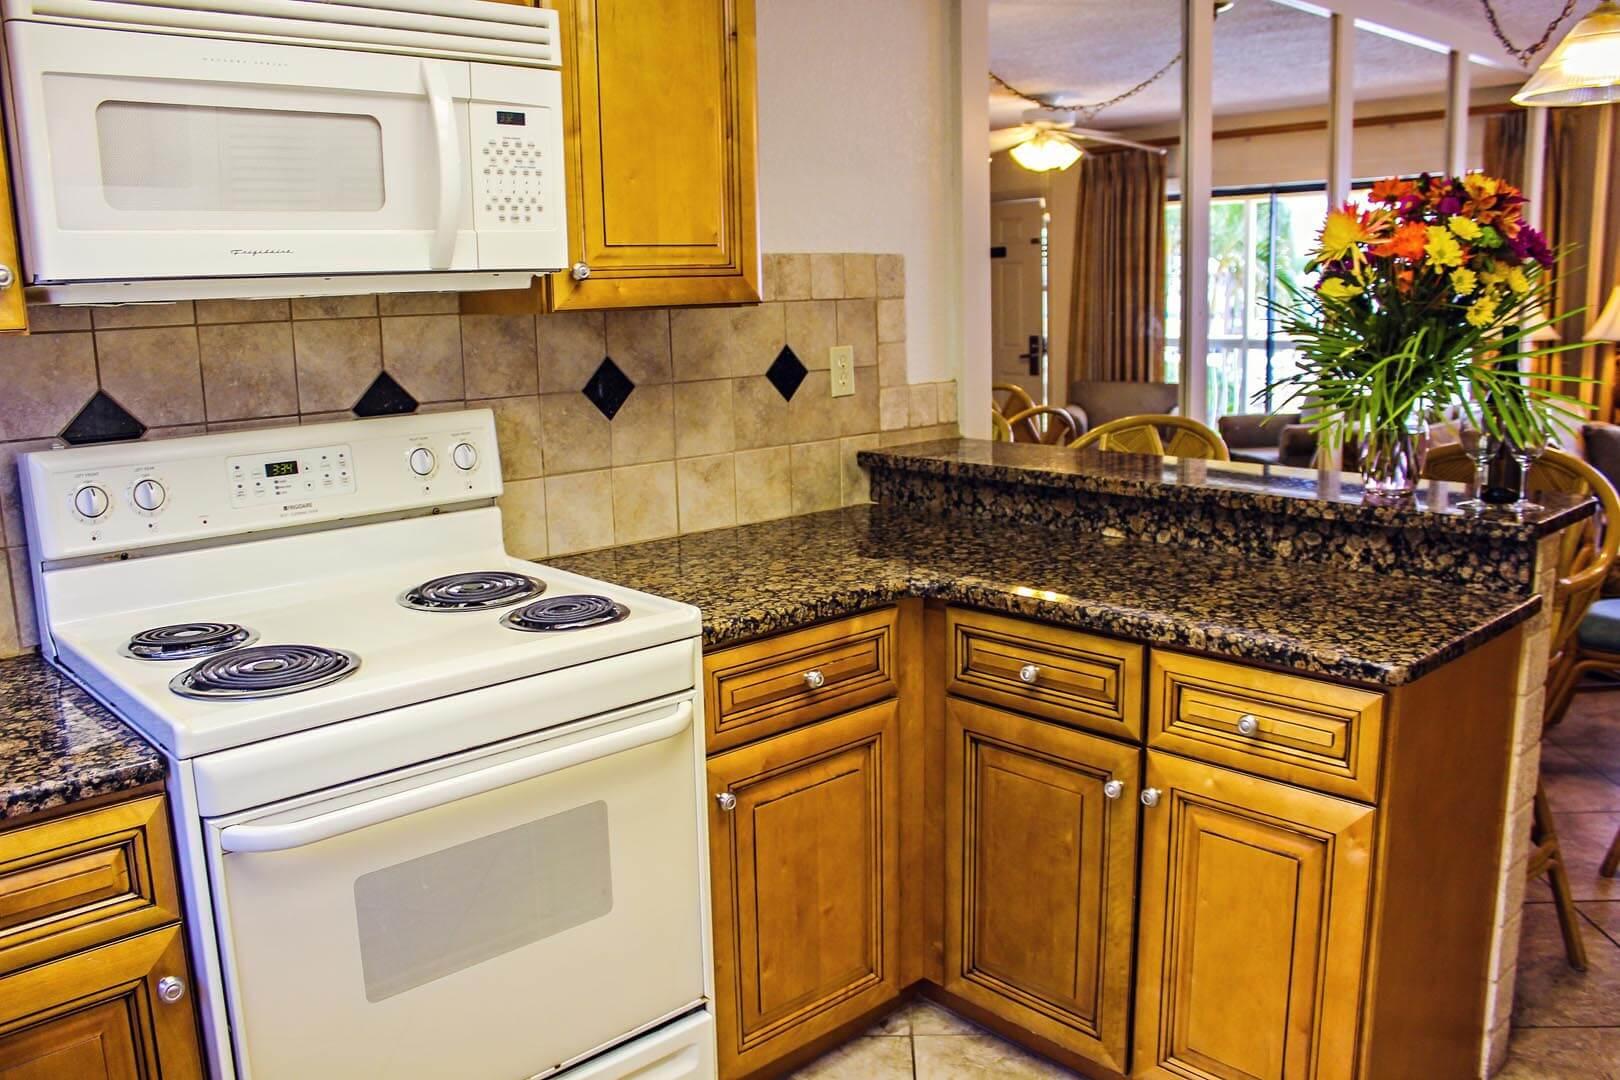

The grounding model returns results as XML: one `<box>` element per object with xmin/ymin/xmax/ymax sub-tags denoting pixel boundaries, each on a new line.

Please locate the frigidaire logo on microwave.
<box><xmin>230</xmin><ymin>248</ymin><xmax>294</xmax><ymax>257</ymax></box>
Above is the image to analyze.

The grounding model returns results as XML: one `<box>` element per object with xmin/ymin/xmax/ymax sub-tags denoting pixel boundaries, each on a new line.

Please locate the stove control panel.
<box><xmin>227</xmin><ymin>444</ymin><xmax>355</xmax><ymax>508</ymax></box>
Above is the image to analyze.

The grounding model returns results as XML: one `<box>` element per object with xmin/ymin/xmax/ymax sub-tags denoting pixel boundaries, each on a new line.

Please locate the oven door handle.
<box><xmin>422</xmin><ymin>60</ymin><xmax>461</xmax><ymax>271</ymax></box>
<box><xmin>217</xmin><ymin>700</ymin><xmax>693</xmax><ymax>855</ymax></box>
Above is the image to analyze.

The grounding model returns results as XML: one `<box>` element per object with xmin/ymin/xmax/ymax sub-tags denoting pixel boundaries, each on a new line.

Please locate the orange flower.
<box><xmin>1370</xmin><ymin>177</ymin><xmax>1417</xmax><ymax>204</ymax></box>
<box><xmin>1372</xmin><ymin>221</ymin><xmax>1428</xmax><ymax>261</ymax></box>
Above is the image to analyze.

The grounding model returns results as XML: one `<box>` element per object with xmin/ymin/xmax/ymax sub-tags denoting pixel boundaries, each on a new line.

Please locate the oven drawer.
<box><xmin>703</xmin><ymin>608</ymin><xmax>898</xmax><ymax>752</ymax></box>
<box><xmin>946</xmin><ymin>607</ymin><xmax>1144</xmax><ymax>740</ymax></box>
<box><xmin>1148</xmin><ymin>651</ymin><xmax>1384</xmax><ymax>802</ymax></box>
<box><xmin>0</xmin><ymin>795</ymin><xmax>180</xmax><ymax>977</ymax></box>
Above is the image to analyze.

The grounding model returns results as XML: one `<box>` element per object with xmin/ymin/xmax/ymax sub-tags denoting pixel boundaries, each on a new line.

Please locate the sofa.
<box><xmin>1063</xmin><ymin>380</ymin><xmax>1180</xmax><ymax>435</ymax></box>
<box><xmin>1217</xmin><ymin>413</ymin><xmax>1316</xmax><ymax>468</ymax></box>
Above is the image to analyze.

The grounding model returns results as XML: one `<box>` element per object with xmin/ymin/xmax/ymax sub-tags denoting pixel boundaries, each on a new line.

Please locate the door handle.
<box><xmin>1017</xmin><ymin>335</ymin><xmax>1044</xmax><ymax>376</ymax></box>
<box><xmin>421</xmin><ymin>60</ymin><xmax>460</xmax><ymax>271</ymax></box>
<box><xmin>218</xmin><ymin>700</ymin><xmax>694</xmax><ymax>854</ymax></box>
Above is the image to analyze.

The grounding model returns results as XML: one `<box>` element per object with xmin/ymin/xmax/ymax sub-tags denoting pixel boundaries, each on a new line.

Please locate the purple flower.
<box><xmin>1438</xmin><ymin>195</ymin><xmax>1464</xmax><ymax>216</ymax></box>
<box><xmin>1507</xmin><ymin>226</ymin><xmax>1554</xmax><ymax>269</ymax></box>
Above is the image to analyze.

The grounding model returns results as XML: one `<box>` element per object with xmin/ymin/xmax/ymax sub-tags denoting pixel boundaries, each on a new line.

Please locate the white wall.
<box><xmin>755</xmin><ymin>0</ymin><xmax>959</xmax><ymax>384</ymax></box>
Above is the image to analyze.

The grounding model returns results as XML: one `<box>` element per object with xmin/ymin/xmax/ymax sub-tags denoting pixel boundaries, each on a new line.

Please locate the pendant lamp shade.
<box><xmin>1589</xmin><ymin>286</ymin><xmax>1620</xmax><ymax>341</ymax></box>
<box><xmin>1513</xmin><ymin>2</ymin><xmax>1620</xmax><ymax>107</ymax></box>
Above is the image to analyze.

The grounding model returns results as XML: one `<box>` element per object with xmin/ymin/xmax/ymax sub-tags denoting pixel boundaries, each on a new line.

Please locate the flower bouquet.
<box><xmin>1273</xmin><ymin>173</ymin><xmax>1586</xmax><ymax>502</ymax></box>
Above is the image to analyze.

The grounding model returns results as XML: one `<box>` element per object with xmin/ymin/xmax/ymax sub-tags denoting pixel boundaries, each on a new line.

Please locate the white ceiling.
<box><xmin>988</xmin><ymin>0</ymin><xmax>1570</xmax><ymax>131</ymax></box>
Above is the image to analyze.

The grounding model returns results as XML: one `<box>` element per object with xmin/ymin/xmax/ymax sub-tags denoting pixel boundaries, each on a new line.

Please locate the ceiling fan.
<box><xmin>990</xmin><ymin>109</ymin><xmax>1167</xmax><ymax>172</ymax></box>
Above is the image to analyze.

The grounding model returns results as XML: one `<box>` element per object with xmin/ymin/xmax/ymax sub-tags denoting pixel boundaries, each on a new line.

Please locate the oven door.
<box><xmin>4</xmin><ymin>20</ymin><xmax>557</xmax><ymax>281</ymax></box>
<box><xmin>203</xmin><ymin>695</ymin><xmax>709</xmax><ymax>1080</ymax></box>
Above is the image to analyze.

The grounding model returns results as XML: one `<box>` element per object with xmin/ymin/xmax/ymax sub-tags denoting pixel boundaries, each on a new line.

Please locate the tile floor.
<box><xmin>789</xmin><ymin>689</ymin><xmax>1620</xmax><ymax>1079</ymax></box>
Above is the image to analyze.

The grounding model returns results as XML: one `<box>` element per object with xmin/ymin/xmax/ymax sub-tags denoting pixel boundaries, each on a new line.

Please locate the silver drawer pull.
<box><xmin>1140</xmin><ymin>787</ymin><xmax>1161</xmax><ymax>808</ymax></box>
<box><xmin>1103</xmin><ymin>779</ymin><xmax>1124</xmax><ymax>800</ymax></box>
<box><xmin>1237</xmin><ymin>714</ymin><xmax>1259</xmax><ymax>736</ymax></box>
<box><xmin>1018</xmin><ymin>663</ymin><xmax>1040</xmax><ymax>684</ymax></box>
<box><xmin>716</xmin><ymin>792</ymin><xmax>737</xmax><ymax>812</ymax></box>
<box><xmin>803</xmin><ymin>669</ymin><xmax>826</xmax><ymax>690</ymax></box>
<box><xmin>157</xmin><ymin>976</ymin><xmax>186</xmax><ymax>1004</ymax></box>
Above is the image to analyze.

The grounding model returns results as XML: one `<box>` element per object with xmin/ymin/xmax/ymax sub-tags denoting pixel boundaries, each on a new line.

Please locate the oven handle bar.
<box><xmin>423</xmin><ymin>59</ymin><xmax>460</xmax><ymax>271</ymax></box>
<box><xmin>217</xmin><ymin>700</ymin><xmax>693</xmax><ymax>854</ymax></box>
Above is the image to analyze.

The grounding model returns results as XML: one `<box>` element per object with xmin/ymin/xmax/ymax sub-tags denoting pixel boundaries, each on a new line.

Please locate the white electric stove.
<box><xmin>18</xmin><ymin>410</ymin><xmax>716</xmax><ymax>1080</ymax></box>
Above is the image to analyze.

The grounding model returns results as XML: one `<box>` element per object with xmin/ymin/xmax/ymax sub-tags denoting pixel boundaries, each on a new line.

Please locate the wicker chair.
<box><xmin>1069</xmin><ymin>414</ymin><xmax>1231</xmax><ymax>461</ymax></box>
<box><xmin>1005</xmin><ymin>406</ymin><xmax>1080</xmax><ymax>446</ymax></box>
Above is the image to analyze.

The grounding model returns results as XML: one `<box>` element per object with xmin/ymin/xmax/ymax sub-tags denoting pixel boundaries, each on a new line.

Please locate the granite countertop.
<box><xmin>0</xmin><ymin>654</ymin><xmax>166</xmax><ymax>822</ymax></box>
<box><xmin>860</xmin><ymin>439</ymin><xmax>1595</xmax><ymax>541</ymax></box>
<box><xmin>553</xmin><ymin>505</ymin><xmax>1541</xmax><ymax>687</ymax></box>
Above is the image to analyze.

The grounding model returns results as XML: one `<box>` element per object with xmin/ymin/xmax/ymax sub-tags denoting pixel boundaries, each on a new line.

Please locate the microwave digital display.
<box><xmin>496</xmin><ymin>111</ymin><xmax>527</xmax><ymax>127</ymax></box>
<box><xmin>264</xmin><ymin>460</ymin><xmax>300</xmax><ymax>478</ymax></box>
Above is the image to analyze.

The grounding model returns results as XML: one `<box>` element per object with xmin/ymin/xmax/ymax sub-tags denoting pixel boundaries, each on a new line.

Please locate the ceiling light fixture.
<box><xmin>1512</xmin><ymin>2</ymin><xmax>1620</xmax><ymax>106</ymax></box>
<box><xmin>1009</xmin><ymin>130</ymin><xmax>1084</xmax><ymax>172</ymax></box>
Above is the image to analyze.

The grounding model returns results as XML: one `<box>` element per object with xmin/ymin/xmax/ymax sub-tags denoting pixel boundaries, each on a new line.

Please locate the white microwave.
<box><xmin>0</xmin><ymin>0</ymin><xmax>569</xmax><ymax>303</ymax></box>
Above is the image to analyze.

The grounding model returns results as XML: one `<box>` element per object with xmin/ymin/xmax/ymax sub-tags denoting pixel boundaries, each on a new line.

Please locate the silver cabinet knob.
<box><xmin>571</xmin><ymin>261</ymin><xmax>591</xmax><ymax>281</ymax></box>
<box><xmin>1018</xmin><ymin>663</ymin><xmax>1040</xmax><ymax>684</ymax></box>
<box><xmin>157</xmin><ymin>976</ymin><xmax>186</xmax><ymax>1004</ymax></box>
<box><xmin>803</xmin><ymin>669</ymin><xmax>826</xmax><ymax>690</ymax></box>
<box><xmin>1103</xmin><ymin>779</ymin><xmax>1124</xmax><ymax>800</ymax></box>
<box><xmin>1236</xmin><ymin>714</ymin><xmax>1259</xmax><ymax>736</ymax></box>
<box><xmin>0</xmin><ymin>266</ymin><xmax>14</xmax><ymax>289</ymax></box>
<box><xmin>1140</xmin><ymin>787</ymin><xmax>1162</xmax><ymax>808</ymax></box>
<box><xmin>715</xmin><ymin>792</ymin><xmax>737</xmax><ymax>812</ymax></box>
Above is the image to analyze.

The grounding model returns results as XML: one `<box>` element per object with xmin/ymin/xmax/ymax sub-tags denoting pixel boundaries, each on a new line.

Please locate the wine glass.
<box><xmin>1508</xmin><ymin>428</ymin><xmax>1549</xmax><ymax>515</ymax></box>
<box><xmin>1455</xmin><ymin>422</ymin><xmax>1493</xmax><ymax>511</ymax></box>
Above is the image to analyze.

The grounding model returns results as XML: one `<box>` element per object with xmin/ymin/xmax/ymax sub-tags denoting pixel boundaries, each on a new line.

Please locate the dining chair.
<box><xmin>990</xmin><ymin>412</ymin><xmax>1014</xmax><ymax>442</ymax></box>
<box><xmin>1424</xmin><ymin>443</ymin><xmax>1620</xmax><ymax>970</ymax></box>
<box><xmin>992</xmin><ymin>383</ymin><xmax>1037</xmax><ymax>420</ymax></box>
<box><xmin>1068</xmin><ymin>414</ymin><xmax>1231</xmax><ymax>461</ymax></box>
<box><xmin>1004</xmin><ymin>406</ymin><xmax>1079</xmax><ymax>446</ymax></box>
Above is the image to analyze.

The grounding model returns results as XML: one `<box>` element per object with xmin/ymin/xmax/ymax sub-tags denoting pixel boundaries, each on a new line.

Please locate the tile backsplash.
<box><xmin>0</xmin><ymin>252</ymin><xmax>958</xmax><ymax>656</ymax></box>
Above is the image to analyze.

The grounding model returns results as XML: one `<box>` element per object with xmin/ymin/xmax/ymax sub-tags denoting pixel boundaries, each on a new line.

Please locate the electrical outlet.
<box><xmin>829</xmin><ymin>346</ymin><xmax>855</xmax><ymax>398</ymax></box>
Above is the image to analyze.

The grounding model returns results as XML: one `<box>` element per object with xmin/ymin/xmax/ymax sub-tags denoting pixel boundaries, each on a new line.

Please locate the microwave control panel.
<box><xmin>472</xmin><ymin>104</ymin><xmax>555</xmax><ymax>232</ymax></box>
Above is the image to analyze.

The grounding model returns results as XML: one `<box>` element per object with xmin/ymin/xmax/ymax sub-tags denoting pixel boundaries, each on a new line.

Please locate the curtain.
<box><xmin>1066</xmin><ymin>149</ymin><xmax>1167</xmax><ymax>383</ymax></box>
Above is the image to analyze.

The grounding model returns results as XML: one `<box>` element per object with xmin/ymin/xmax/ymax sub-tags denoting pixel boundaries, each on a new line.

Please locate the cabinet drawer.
<box><xmin>0</xmin><ymin>795</ymin><xmax>181</xmax><ymax>977</ymax></box>
<box><xmin>1148</xmin><ymin>651</ymin><xmax>1384</xmax><ymax>802</ymax></box>
<box><xmin>704</xmin><ymin>608</ymin><xmax>898</xmax><ymax>752</ymax></box>
<box><xmin>946</xmin><ymin>607</ymin><xmax>1144</xmax><ymax>740</ymax></box>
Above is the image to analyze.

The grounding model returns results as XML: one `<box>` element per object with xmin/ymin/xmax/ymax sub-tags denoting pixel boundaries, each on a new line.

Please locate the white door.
<box><xmin>204</xmin><ymin>697</ymin><xmax>708</xmax><ymax>1080</ymax></box>
<box><xmin>991</xmin><ymin>199</ymin><xmax>1048</xmax><ymax>406</ymax></box>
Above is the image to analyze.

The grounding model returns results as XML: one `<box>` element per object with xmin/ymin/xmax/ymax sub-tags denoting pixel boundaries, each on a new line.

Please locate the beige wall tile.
<box><xmin>610</xmin><ymin>383</ymin><xmax>674</xmax><ymax>466</ymax></box>
<box><xmin>26</xmin><ymin>305</ymin><xmax>91</xmax><ymax>332</ymax></box>
<box><xmin>291</xmin><ymin>295</ymin><xmax>377</xmax><ymax>320</ymax></box>
<box><xmin>733</xmin><ymin>376</ymin><xmax>790</xmax><ymax>450</ymax></box>
<box><xmin>836</xmin><ymin>299</ymin><xmax>878</xmax><ymax>369</ymax></box>
<box><xmin>674</xmin><ymin>380</ymin><xmax>734</xmax><ymax>457</ymax></box>
<box><xmin>0</xmin><ymin>334</ymin><xmax>98</xmax><ymax>440</ymax></box>
<box><xmin>875</xmin><ymin>254</ymin><xmax>905</xmax><ymax>298</ymax></box>
<box><xmin>91</xmin><ymin>302</ymin><xmax>194</xmax><ymax>329</ymax></box>
<box><xmin>198</xmin><ymin>322</ymin><xmax>297</xmax><ymax>421</ymax></box>
<box><xmin>293</xmin><ymin>319</ymin><xmax>382</xmax><ymax>413</ymax></box>
<box><xmin>671</xmin><ymin>303</ymin><xmax>785</xmax><ymax>381</ymax></box>
<box><xmin>378</xmin><ymin>292</ymin><xmax>458</xmax><ymax>316</ymax></box>
<box><xmin>0</xmin><ymin>559</ymin><xmax>17</xmax><ymax>658</ymax></box>
<box><xmin>877</xmin><ymin>298</ymin><xmax>905</xmax><ymax>344</ymax></box>
<box><xmin>539</xmin><ymin>392</ymin><xmax>611</xmax><ymax>475</ymax></box>
<box><xmin>840</xmin><ymin>434</ymin><xmax>879</xmax><ymax>506</ymax></box>
<box><xmin>734</xmin><ymin>447</ymin><xmax>792</xmax><ymax>524</ymax></box>
<box><xmin>537</xmin><ymin>310</ymin><xmax>607</xmax><ymax>394</ymax></box>
<box><xmin>195</xmin><ymin>299</ymin><xmax>289</xmax><ymax>324</ymax></box>
<box><xmin>760</xmin><ymin>254</ymin><xmax>780</xmax><ymax>302</ymax></box>
<box><xmin>545</xmin><ymin>470</ymin><xmax>614</xmax><ymax>555</ymax></box>
<box><xmin>843</xmin><ymin>254</ymin><xmax>877</xmax><ymax>298</ymax></box>
<box><xmin>810</xmin><ymin>254</ymin><xmax>845</xmax><ymax>299</ymax></box>
<box><xmin>462</xmin><ymin>314</ymin><xmax>538</xmax><ymax>399</ymax></box>
<box><xmin>612</xmin><ymin>462</ymin><xmax>677</xmax><ymax>544</ymax></box>
<box><xmin>937</xmin><ymin>381</ymin><xmax>959</xmax><ymax>427</ymax></box>
<box><xmin>475</xmin><ymin>395</ymin><xmax>543</xmax><ymax>480</ymax></box>
<box><xmin>381</xmin><ymin>315</ymin><xmax>464</xmax><ymax>402</ymax></box>
<box><xmin>791</xmin><ymin>439</ymin><xmax>841</xmax><ymax>514</ymax></box>
<box><xmin>606</xmin><ymin>309</ymin><xmax>672</xmax><ymax>385</ymax></box>
<box><xmin>8</xmin><ymin>546</ymin><xmax>35</xmax><ymax>649</ymax></box>
<box><xmin>207</xmin><ymin>417</ymin><xmax>296</xmax><ymax>434</ymax></box>
<box><xmin>676</xmin><ymin>454</ymin><xmax>737</xmax><ymax>533</ymax></box>
<box><xmin>880</xmin><ymin>387</ymin><xmax>909</xmax><ymax>432</ymax></box>
<box><xmin>97</xmin><ymin>327</ymin><xmax>204</xmax><ymax>428</ymax></box>
<box><xmin>908</xmin><ymin>383</ymin><xmax>938</xmax><ymax>428</ymax></box>
<box><xmin>785</xmin><ymin>301</ymin><xmax>837</xmax><ymax>371</ymax></box>
<box><xmin>878</xmin><ymin>341</ymin><xmax>908</xmax><ymax>388</ymax></box>
<box><xmin>770</xmin><ymin>254</ymin><xmax>812</xmax><ymax>300</ymax></box>
<box><xmin>788</xmin><ymin>371</ymin><xmax>836</xmax><ymax>444</ymax></box>
<box><xmin>498</xmin><ymin>477</ymin><xmax>548</xmax><ymax>559</ymax></box>
<box><xmin>838</xmin><ymin>376</ymin><xmax>880</xmax><ymax>437</ymax></box>
<box><xmin>0</xmin><ymin>441</ymin><xmax>52</xmax><ymax>544</ymax></box>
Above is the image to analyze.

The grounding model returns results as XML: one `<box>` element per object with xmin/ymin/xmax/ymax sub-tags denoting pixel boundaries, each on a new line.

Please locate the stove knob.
<box><xmin>409</xmin><ymin>447</ymin><xmax>437</xmax><ymax>476</ymax></box>
<box><xmin>132</xmin><ymin>478</ymin><xmax>166</xmax><ymax>512</ymax></box>
<box><xmin>73</xmin><ymin>484</ymin><xmax>109</xmax><ymax>518</ymax></box>
<box><xmin>452</xmin><ymin>442</ymin><xmax>479</xmax><ymax>471</ymax></box>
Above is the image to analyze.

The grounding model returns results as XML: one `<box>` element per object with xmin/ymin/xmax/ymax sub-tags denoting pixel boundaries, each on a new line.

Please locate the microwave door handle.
<box><xmin>422</xmin><ymin>61</ymin><xmax>460</xmax><ymax>270</ymax></box>
<box><xmin>217</xmin><ymin>700</ymin><xmax>694</xmax><ymax>855</ymax></box>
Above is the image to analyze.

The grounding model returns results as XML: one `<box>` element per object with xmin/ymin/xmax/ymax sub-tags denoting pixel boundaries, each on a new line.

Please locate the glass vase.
<box><xmin>1359</xmin><ymin>414</ymin><xmax>1430</xmax><ymax>505</ymax></box>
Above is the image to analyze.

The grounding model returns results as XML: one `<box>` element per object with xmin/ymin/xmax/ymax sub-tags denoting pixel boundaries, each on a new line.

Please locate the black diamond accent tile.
<box><xmin>60</xmin><ymin>391</ymin><xmax>146</xmax><ymax>445</ymax></box>
<box><xmin>352</xmin><ymin>371</ymin><xmax>419</xmax><ymax>417</ymax></box>
<box><xmin>583</xmin><ymin>356</ymin><xmax>634</xmax><ymax>420</ymax></box>
<box><xmin>766</xmin><ymin>346</ymin><xmax>807</xmax><ymax>402</ymax></box>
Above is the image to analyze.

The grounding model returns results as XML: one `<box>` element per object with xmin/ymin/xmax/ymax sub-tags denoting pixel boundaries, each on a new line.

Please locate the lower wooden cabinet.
<box><xmin>0</xmin><ymin>926</ymin><xmax>202</xmax><ymax>1080</ymax></box>
<box><xmin>707</xmin><ymin>700</ymin><xmax>901</xmax><ymax>1077</ymax></box>
<box><xmin>942</xmin><ymin>696</ymin><xmax>1139</xmax><ymax>1074</ymax></box>
<box><xmin>1132</xmin><ymin>750</ymin><xmax>1375</xmax><ymax>1080</ymax></box>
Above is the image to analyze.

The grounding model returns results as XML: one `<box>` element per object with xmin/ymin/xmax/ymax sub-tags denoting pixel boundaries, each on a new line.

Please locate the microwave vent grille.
<box><xmin>5</xmin><ymin>0</ymin><xmax>561</xmax><ymax>67</ymax></box>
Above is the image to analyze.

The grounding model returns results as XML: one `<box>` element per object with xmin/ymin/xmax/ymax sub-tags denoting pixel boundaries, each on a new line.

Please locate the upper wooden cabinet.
<box><xmin>0</xmin><ymin>131</ymin><xmax>28</xmax><ymax>333</ymax></box>
<box><xmin>467</xmin><ymin>0</ymin><xmax>760</xmax><ymax>313</ymax></box>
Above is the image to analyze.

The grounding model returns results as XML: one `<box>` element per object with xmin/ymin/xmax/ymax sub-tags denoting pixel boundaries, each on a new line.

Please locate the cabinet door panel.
<box><xmin>708</xmin><ymin>701</ymin><xmax>900</xmax><ymax>1078</ymax></box>
<box><xmin>1134</xmin><ymin>751</ymin><xmax>1373</xmax><ymax>1080</ymax></box>
<box><xmin>944</xmin><ymin>696</ymin><xmax>1138</xmax><ymax>1074</ymax></box>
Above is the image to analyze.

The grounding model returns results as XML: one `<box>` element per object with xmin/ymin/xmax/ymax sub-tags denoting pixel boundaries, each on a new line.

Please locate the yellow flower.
<box><xmin>1451</xmin><ymin>268</ymin><xmax>1479</xmax><ymax>296</ymax></box>
<box><xmin>1318</xmin><ymin>277</ymin><xmax>1363</xmax><ymax>300</ymax></box>
<box><xmin>1316</xmin><ymin>208</ymin><xmax>1371</xmax><ymax>264</ymax></box>
<box><xmin>1464</xmin><ymin>174</ymin><xmax>1501</xmax><ymax>202</ymax></box>
<box><xmin>1466</xmin><ymin>295</ymin><xmax>1500</xmax><ymax>329</ymax></box>
<box><xmin>1480</xmin><ymin>261</ymin><xmax>1510</xmax><ymax>287</ymax></box>
<box><xmin>1449</xmin><ymin>215</ymin><xmax>1482</xmax><ymax>241</ymax></box>
<box><xmin>1507</xmin><ymin>266</ymin><xmax>1531</xmax><ymax>295</ymax></box>
<box><xmin>1425</xmin><ymin>226</ymin><xmax>1465</xmax><ymax>269</ymax></box>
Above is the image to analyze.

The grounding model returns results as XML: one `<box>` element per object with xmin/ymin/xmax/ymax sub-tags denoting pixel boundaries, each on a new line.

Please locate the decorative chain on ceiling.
<box><xmin>1476</xmin><ymin>0</ymin><xmax>1580</xmax><ymax>65</ymax></box>
<box><xmin>990</xmin><ymin>52</ymin><xmax>1181</xmax><ymax>123</ymax></box>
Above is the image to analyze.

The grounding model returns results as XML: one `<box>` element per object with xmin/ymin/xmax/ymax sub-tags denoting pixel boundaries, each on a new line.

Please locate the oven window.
<box><xmin>352</xmin><ymin>801</ymin><xmax>614</xmax><ymax>1002</ymax></box>
<box><xmin>95</xmin><ymin>101</ymin><xmax>385</xmax><ymax>212</ymax></box>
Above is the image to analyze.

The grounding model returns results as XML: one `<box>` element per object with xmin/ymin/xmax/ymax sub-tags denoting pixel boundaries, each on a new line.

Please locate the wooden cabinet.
<box><xmin>707</xmin><ymin>700</ymin><xmax>901</xmax><ymax>1077</ymax></box>
<box><xmin>1132</xmin><ymin>750</ymin><xmax>1374</xmax><ymax>1080</ymax></box>
<box><xmin>465</xmin><ymin>0</ymin><xmax>760</xmax><ymax>313</ymax></box>
<box><xmin>942</xmin><ymin>697</ymin><xmax>1139</xmax><ymax>1074</ymax></box>
<box><xmin>0</xmin><ymin>130</ymin><xmax>28</xmax><ymax>333</ymax></box>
